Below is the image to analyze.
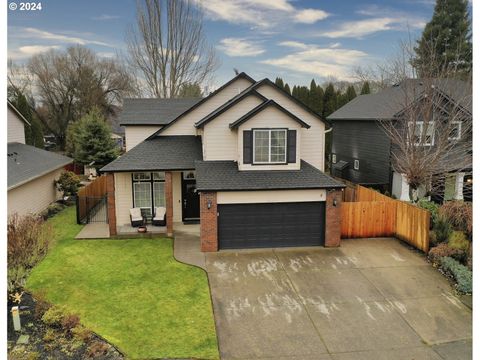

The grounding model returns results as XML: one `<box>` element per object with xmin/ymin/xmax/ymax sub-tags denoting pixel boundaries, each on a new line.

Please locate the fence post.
<box><xmin>75</xmin><ymin>196</ymin><xmax>80</xmax><ymax>224</ymax></box>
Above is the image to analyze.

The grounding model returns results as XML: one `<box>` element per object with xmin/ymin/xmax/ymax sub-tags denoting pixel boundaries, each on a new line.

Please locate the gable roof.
<box><xmin>328</xmin><ymin>78</ymin><xmax>472</xmax><ymax>121</ymax></box>
<box><xmin>119</xmin><ymin>98</ymin><xmax>202</xmax><ymax>126</ymax></box>
<box><xmin>194</xmin><ymin>89</ymin><xmax>267</xmax><ymax>128</ymax></box>
<box><xmin>195</xmin><ymin>160</ymin><xmax>345</xmax><ymax>191</ymax></box>
<box><xmin>148</xmin><ymin>72</ymin><xmax>256</xmax><ymax>137</ymax></box>
<box><xmin>229</xmin><ymin>99</ymin><xmax>311</xmax><ymax>129</ymax></box>
<box><xmin>8</xmin><ymin>142</ymin><xmax>72</xmax><ymax>190</ymax></box>
<box><xmin>8</xmin><ymin>101</ymin><xmax>31</xmax><ymax>126</ymax></box>
<box><xmin>100</xmin><ymin>136</ymin><xmax>202</xmax><ymax>172</ymax></box>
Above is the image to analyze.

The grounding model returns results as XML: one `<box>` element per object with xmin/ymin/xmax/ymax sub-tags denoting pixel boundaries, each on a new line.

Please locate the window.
<box><xmin>409</xmin><ymin>121</ymin><xmax>435</xmax><ymax>146</ymax></box>
<box><xmin>253</xmin><ymin>129</ymin><xmax>287</xmax><ymax>164</ymax></box>
<box><xmin>354</xmin><ymin>159</ymin><xmax>360</xmax><ymax>170</ymax></box>
<box><xmin>132</xmin><ymin>172</ymin><xmax>165</xmax><ymax>218</ymax></box>
<box><xmin>332</xmin><ymin>154</ymin><xmax>337</xmax><ymax>164</ymax></box>
<box><xmin>448</xmin><ymin>121</ymin><xmax>462</xmax><ymax>140</ymax></box>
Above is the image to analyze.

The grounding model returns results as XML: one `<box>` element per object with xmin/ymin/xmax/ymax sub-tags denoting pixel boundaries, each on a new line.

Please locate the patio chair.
<box><xmin>152</xmin><ymin>206</ymin><xmax>166</xmax><ymax>226</ymax></box>
<box><xmin>129</xmin><ymin>208</ymin><xmax>144</xmax><ymax>227</ymax></box>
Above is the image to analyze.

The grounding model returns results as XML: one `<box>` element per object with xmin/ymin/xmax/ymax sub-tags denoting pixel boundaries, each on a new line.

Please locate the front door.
<box><xmin>181</xmin><ymin>171</ymin><xmax>200</xmax><ymax>221</ymax></box>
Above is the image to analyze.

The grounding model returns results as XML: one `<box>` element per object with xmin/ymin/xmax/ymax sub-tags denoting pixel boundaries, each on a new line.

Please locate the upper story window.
<box><xmin>448</xmin><ymin>121</ymin><xmax>462</xmax><ymax>141</ymax></box>
<box><xmin>253</xmin><ymin>129</ymin><xmax>287</xmax><ymax>164</ymax></box>
<box><xmin>409</xmin><ymin>121</ymin><xmax>435</xmax><ymax>146</ymax></box>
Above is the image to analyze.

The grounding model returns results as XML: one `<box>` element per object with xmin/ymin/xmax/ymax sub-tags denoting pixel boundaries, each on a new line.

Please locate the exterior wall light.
<box><xmin>333</xmin><ymin>198</ymin><xmax>337</xmax><ymax>207</ymax></box>
<box><xmin>207</xmin><ymin>200</ymin><xmax>212</xmax><ymax>209</ymax></box>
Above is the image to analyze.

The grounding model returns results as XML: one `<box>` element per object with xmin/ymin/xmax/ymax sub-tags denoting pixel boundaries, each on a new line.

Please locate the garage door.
<box><xmin>218</xmin><ymin>202</ymin><xmax>325</xmax><ymax>249</ymax></box>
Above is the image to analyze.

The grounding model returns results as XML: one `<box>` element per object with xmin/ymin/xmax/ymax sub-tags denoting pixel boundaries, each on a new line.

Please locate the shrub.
<box><xmin>7</xmin><ymin>214</ymin><xmax>52</xmax><ymax>292</ymax></box>
<box><xmin>71</xmin><ymin>325</ymin><xmax>93</xmax><ymax>343</ymax></box>
<box><xmin>428</xmin><ymin>243</ymin><xmax>465</xmax><ymax>265</ymax></box>
<box><xmin>62</xmin><ymin>314</ymin><xmax>81</xmax><ymax>332</ymax></box>
<box><xmin>42</xmin><ymin>305</ymin><xmax>67</xmax><ymax>327</ymax></box>
<box><xmin>43</xmin><ymin>328</ymin><xmax>57</xmax><ymax>343</ymax></box>
<box><xmin>86</xmin><ymin>341</ymin><xmax>110</xmax><ymax>358</ymax></box>
<box><xmin>417</xmin><ymin>199</ymin><xmax>439</xmax><ymax>225</ymax></box>
<box><xmin>433</xmin><ymin>215</ymin><xmax>452</xmax><ymax>244</ymax></box>
<box><xmin>440</xmin><ymin>256</ymin><xmax>472</xmax><ymax>293</ymax></box>
<box><xmin>448</xmin><ymin>231</ymin><xmax>470</xmax><ymax>251</ymax></box>
<box><xmin>33</xmin><ymin>291</ymin><xmax>52</xmax><ymax>320</ymax></box>
<box><xmin>439</xmin><ymin>201</ymin><xmax>472</xmax><ymax>237</ymax></box>
<box><xmin>55</xmin><ymin>171</ymin><xmax>81</xmax><ymax>197</ymax></box>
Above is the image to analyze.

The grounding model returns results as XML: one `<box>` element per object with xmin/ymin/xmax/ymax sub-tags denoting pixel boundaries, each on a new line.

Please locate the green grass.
<box><xmin>26</xmin><ymin>207</ymin><xmax>219</xmax><ymax>359</ymax></box>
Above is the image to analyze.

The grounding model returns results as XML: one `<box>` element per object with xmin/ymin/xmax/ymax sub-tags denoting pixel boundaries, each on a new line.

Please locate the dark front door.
<box><xmin>218</xmin><ymin>202</ymin><xmax>325</xmax><ymax>249</ymax></box>
<box><xmin>182</xmin><ymin>173</ymin><xmax>200</xmax><ymax>221</ymax></box>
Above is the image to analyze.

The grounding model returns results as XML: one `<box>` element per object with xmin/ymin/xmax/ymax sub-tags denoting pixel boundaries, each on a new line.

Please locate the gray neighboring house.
<box><xmin>7</xmin><ymin>101</ymin><xmax>72</xmax><ymax>217</ymax></box>
<box><xmin>328</xmin><ymin>79</ymin><xmax>472</xmax><ymax>201</ymax></box>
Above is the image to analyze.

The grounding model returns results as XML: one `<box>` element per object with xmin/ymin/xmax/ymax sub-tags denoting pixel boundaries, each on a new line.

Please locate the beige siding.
<box><xmin>217</xmin><ymin>189</ymin><xmax>326</xmax><ymax>204</ymax></box>
<box><xmin>114</xmin><ymin>171</ymin><xmax>183</xmax><ymax>225</ymax></box>
<box><xmin>8</xmin><ymin>168</ymin><xmax>63</xmax><ymax>217</ymax></box>
<box><xmin>256</xmin><ymin>84</ymin><xmax>325</xmax><ymax>171</ymax></box>
<box><xmin>8</xmin><ymin>107</ymin><xmax>26</xmax><ymax>144</ymax></box>
<box><xmin>125</xmin><ymin>126</ymin><xmax>161</xmax><ymax>151</ymax></box>
<box><xmin>203</xmin><ymin>95</ymin><xmax>263</xmax><ymax>161</ymax></box>
<box><xmin>238</xmin><ymin>106</ymin><xmax>302</xmax><ymax>170</ymax></box>
<box><xmin>161</xmin><ymin>78</ymin><xmax>253</xmax><ymax>136</ymax></box>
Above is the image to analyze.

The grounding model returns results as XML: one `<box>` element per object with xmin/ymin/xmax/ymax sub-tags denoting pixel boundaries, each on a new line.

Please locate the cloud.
<box><xmin>261</xmin><ymin>44</ymin><xmax>369</xmax><ymax>81</ymax></box>
<box><xmin>194</xmin><ymin>0</ymin><xmax>328</xmax><ymax>28</ymax></box>
<box><xmin>14</xmin><ymin>27</ymin><xmax>111</xmax><ymax>47</ymax></box>
<box><xmin>97</xmin><ymin>52</ymin><xmax>116</xmax><ymax>58</ymax></box>
<box><xmin>278</xmin><ymin>41</ymin><xmax>309</xmax><ymax>49</ymax></box>
<box><xmin>293</xmin><ymin>9</ymin><xmax>329</xmax><ymax>24</ymax></box>
<box><xmin>91</xmin><ymin>14</ymin><xmax>121</xmax><ymax>21</ymax></box>
<box><xmin>218</xmin><ymin>38</ymin><xmax>265</xmax><ymax>57</ymax></box>
<box><xmin>8</xmin><ymin>45</ymin><xmax>61</xmax><ymax>59</ymax></box>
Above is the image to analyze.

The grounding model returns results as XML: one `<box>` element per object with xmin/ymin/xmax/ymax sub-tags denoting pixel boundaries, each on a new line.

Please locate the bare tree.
<box><xmin>126</xmin><ymin>0</ymin><xmax>219</xmax><ymax>98</ymax></box>
<box><xmin>377</xmin><ymin>40</ymin><xmax>472</xmax><ymax>202</ymax></box>
<box><xmin>25</xmin><ymin>46</ymin><xmax>137</xmax><ymax>149</ymax></box>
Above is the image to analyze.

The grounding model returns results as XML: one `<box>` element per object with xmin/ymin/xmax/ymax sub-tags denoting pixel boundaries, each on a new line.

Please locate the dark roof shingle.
<box><xmin>8</xmin><ymin>143</ymin><xmax>72</xmax><ymax>190</ymax></box>
<box><xmin>101</xmin><ymin>136</ymin><xmax>202</xmax><ymax>172</ymax></box>
<box><xmin>119</xmin><ymin>98</ymin><xmax>202</xmax><ymax>126</ymax></box>
<box><xmin>195</xmin><ymin>160</ymin><xmax>344</xmax><ymax>191</ymax></box>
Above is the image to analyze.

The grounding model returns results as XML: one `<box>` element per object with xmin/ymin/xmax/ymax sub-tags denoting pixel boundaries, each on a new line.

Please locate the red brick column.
<box><xmin>106</xmin><ymin>173</ymin><xmax>117</xmax><ymax>236</ymax></box>
<box><xmin>325</xmin><ymin>189</ymin><xmax>342</xmax><ymax>247</ymax></box>
<box><xmin>200</xmin><ymin>192</ymin><xmax>218</xmax><ymax>252</ymax></box>
<box><xmin>165</xmin><ymin>171</ymin><xmax>174</xmax><ymax>236</ymax></box>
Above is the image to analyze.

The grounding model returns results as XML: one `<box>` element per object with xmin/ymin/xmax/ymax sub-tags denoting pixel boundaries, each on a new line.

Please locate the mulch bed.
<box><xmin>7</xmin><ymin>291</ymin><xmax>124</xmax><ymax>360</ymax></box>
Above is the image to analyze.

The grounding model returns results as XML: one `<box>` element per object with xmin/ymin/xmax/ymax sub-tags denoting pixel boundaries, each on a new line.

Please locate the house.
<box><xmin>7</xmin><ymin>101</ymin><xmax>72</xmax><ymax>217</ymax></box>
<box><xmin>101</xmin><ymin>72</ymin><xmax>344</xmax><ymax>251</ymax></box>
<box><xmin>328</xmin><ymin>79</ymin><xmax>472</xmax><ymax>201</ymax></box>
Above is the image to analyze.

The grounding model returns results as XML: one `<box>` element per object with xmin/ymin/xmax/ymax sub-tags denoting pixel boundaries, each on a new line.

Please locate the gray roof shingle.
<box><xmin>101</xmin><ymin>136</ymin><xmax>202</xmax><ymax>172</ymax></box>
<box><xmin>328</xmin><ymin>79</ymin><xmax>472</xmax><ymax>121</ymax></box>
<box><xmin>119</xmin><ymin>98</ymin><xmax>202</xmax><ymax>126</ymax></box>
<box><xmin>195</xmin><ymin>160</ymin><xmax>345</xmax><ymax>191</ymax></box>
<box><xmin>8</xmin><ymin>143</ymin><xmax>72</xmax><ymax>190</ymax></box>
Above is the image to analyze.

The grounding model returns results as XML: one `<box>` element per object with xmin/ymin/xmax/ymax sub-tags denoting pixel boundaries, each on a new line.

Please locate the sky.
<box><xmin>7</xmin><ymin>0</ymin><xmax>443</xmax><ymax>88</ymax></box>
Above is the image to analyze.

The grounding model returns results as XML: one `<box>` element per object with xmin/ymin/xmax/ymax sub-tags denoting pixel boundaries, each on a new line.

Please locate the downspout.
<box><xmin>325</xmin><ymin>127</ymin><xmax>333</xmax><ymax>173</ymax></box>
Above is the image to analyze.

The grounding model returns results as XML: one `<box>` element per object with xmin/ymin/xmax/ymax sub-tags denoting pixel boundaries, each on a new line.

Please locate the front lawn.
<box><xmin>26</xmin><ymin>207</ymin><xmax>219</xmax><ymax>359</ymax></box>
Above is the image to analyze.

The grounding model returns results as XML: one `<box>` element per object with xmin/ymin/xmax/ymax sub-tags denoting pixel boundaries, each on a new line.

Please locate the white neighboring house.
<box><xmin>7</xmin><ymin>101</ymin><xmax>73</xmax><ymax>217</ymax></box>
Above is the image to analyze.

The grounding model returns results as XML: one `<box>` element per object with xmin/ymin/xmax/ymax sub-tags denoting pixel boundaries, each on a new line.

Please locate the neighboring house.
<box><xmin>7</xmin><ymin>101</ymin><xmax>72</xmax><ymax>217</ymax></box>
<box><xmin>328</xmin><ymin>79</ymin><xmax>472</xmax><ymax>201</ymax></box>
<box><xmin>101</xmin><ymin>72</ymin><xmax>344</xmax><ymax>251</ymax></box>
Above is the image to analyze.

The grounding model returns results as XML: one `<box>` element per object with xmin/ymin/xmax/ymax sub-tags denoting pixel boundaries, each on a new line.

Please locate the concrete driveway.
<box><xmin>205</xmin><ymin>238</ymin><xmax>472</xmax><ymax>360</ymax></box>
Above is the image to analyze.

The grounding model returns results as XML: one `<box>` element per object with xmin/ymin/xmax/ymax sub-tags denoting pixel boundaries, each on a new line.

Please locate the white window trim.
<box><xmin>332</xmin><ymin>154</ymin><xmax>337</xmax><ymax>164</ymax></box>
<box><xmin>448</xmin><ymin>121</ymin><xmax>462</xmax><ymax>141</ymax></box>
<box><xmin>408</xmin><ymin>121</ymin><xmax>435</xmax><ymax>146</ymax></box>
<box><xmin>252</xmin><ymin>129</ymin><xmax>287</xmax><ymax>164</ymax></box>
<box><xmin>354</xmin><ymin>159</ymin><xmax>360</xmax><ymax>170</ymax></box>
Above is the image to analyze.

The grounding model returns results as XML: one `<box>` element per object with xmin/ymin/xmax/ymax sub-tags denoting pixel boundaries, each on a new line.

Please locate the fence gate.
<box><xmin>76</xmin><ymin>195</ymin><xmax>108</xmax><ymax>224</ymax></box>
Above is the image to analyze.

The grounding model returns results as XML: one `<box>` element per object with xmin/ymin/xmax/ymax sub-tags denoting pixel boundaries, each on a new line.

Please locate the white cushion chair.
<box><xmin>129</xmin><ymin>208</ymin><xmax>144</xmax><ymax>227</ymax></box>
<box><xmin>152</xmin><ymin>206</ymin><xmax>166</xmax><ymax>226</ymax></box>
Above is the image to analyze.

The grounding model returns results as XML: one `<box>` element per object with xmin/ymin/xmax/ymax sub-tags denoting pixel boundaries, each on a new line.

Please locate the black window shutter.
<box><xmin>287</xmin><ymin>130</ymin><xmax>296</xmax><ymax>163</ymax></box>
<box><xmin>243</xmin><ymin>130</ymin><xmax>253</xmax><ymax>164</ymax></box>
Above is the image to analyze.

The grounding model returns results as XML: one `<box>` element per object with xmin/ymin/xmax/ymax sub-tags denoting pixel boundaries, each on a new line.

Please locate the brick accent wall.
<box><xmin>107</xmin><ymin>173</ymin><xmax>117</xmax><ymax>236</ymax></box>
<box><xmin>325</xmin><ymin>189</ymin><xmax>342</xmax><ymax>247</ymax></box>
<box><xmin>165</xmin><ymin>171</ymin><xmax>174</xmax><ymax>236</ymax></box>
<box><xmin>200</xmin><ymin>192</ymin><xmax>218</xmax><ymax>252</ymax></box>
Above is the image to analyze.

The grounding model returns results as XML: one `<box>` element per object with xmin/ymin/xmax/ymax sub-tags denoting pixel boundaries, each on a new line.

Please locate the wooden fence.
<box><xmin>341</xmin><ymin>185</ymin><xmax>430</xmax><ymax>252</ymax></box>
<box><xmin>76</xmin><ymin>176</ymin><xmax>108</xmax><ymax>224</ymax></box>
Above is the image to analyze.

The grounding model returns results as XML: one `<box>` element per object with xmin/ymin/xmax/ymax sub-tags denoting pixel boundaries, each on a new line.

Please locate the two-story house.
<box><xmin>7</xmin><ymin>101</ymin><xmax>72</xmax><ymax>216</ymax></box>
<box><xmin>328</xmin><ymin>79</ymin><xmax>472</xmax><ymax>202</ymax></box>
<box><xmin>101</xmin><ymin>72</ymin><xmax>344</xmax><ymax>251</ymax></box>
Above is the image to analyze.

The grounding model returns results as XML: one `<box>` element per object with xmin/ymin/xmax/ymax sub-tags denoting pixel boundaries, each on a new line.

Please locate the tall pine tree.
<box><xmin>413</xmin><ymin>0</ymin><xmax>471</xmax><ymax>78</ymax></box>
<box><xmin>11</xmin><ymin>93</ymin><xmax>44</xmax><ymax>149</ymax></box>
<box><xmin>284</xmin><ymin>83</ymin><xmax>291</xmax><ymax>95</ymax></box>
<box><xmin>360</xmin><ymin>82</ymin><xmax>371</xmax><ymax>94</ymax></box>
<box><xmin>322</xmin><ymin>83</ymin><xmax>337</xmax><ymax>118</ymax></box>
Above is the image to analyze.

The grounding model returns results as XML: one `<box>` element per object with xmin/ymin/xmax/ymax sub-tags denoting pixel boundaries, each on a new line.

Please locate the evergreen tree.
<box><xmin>413</xmin><ymin>0</ymin><xmax>472</xmax><ymax>77</ymax></box>
<box><xmin>322</xmin><ymin>83</ymin><xmax>337</xmax><ymax>118</ymax></box>
<box><xmin>360</xmin><ymin>81</ymin><xmax>371</xmax><ymax>94</ymax></box>
<box><xmin>275</xmin><ymin>77</ymin><xmax>285</xmax><ymax>89</ymax></box>
<box><xmin>291</xmin><ymin>85</ymin><xmax>298</xmax><ymax>99</ymax></box>
<box><xmin>345</xmin><ymin>85</ymin><xmax>357</xmax><ymax>102</ymax></box>
<box><xmin>178</xmin><ymin>83</ymin><xmax>202</xmax><ymax>97</ymax></box>
<box><xmin>284</xmin><ymin>83</ymin><xmax>291</xmax><ymax>95</ymax></box>
<box><xmin>11</xmin><ymin>93</ymin><xmax>44</xmax><ymax>149</ymax></box>
<box><xmin>69</xmin><ymin>107</ymin><xmax>119</xmax><ymax>172</ymax></box>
